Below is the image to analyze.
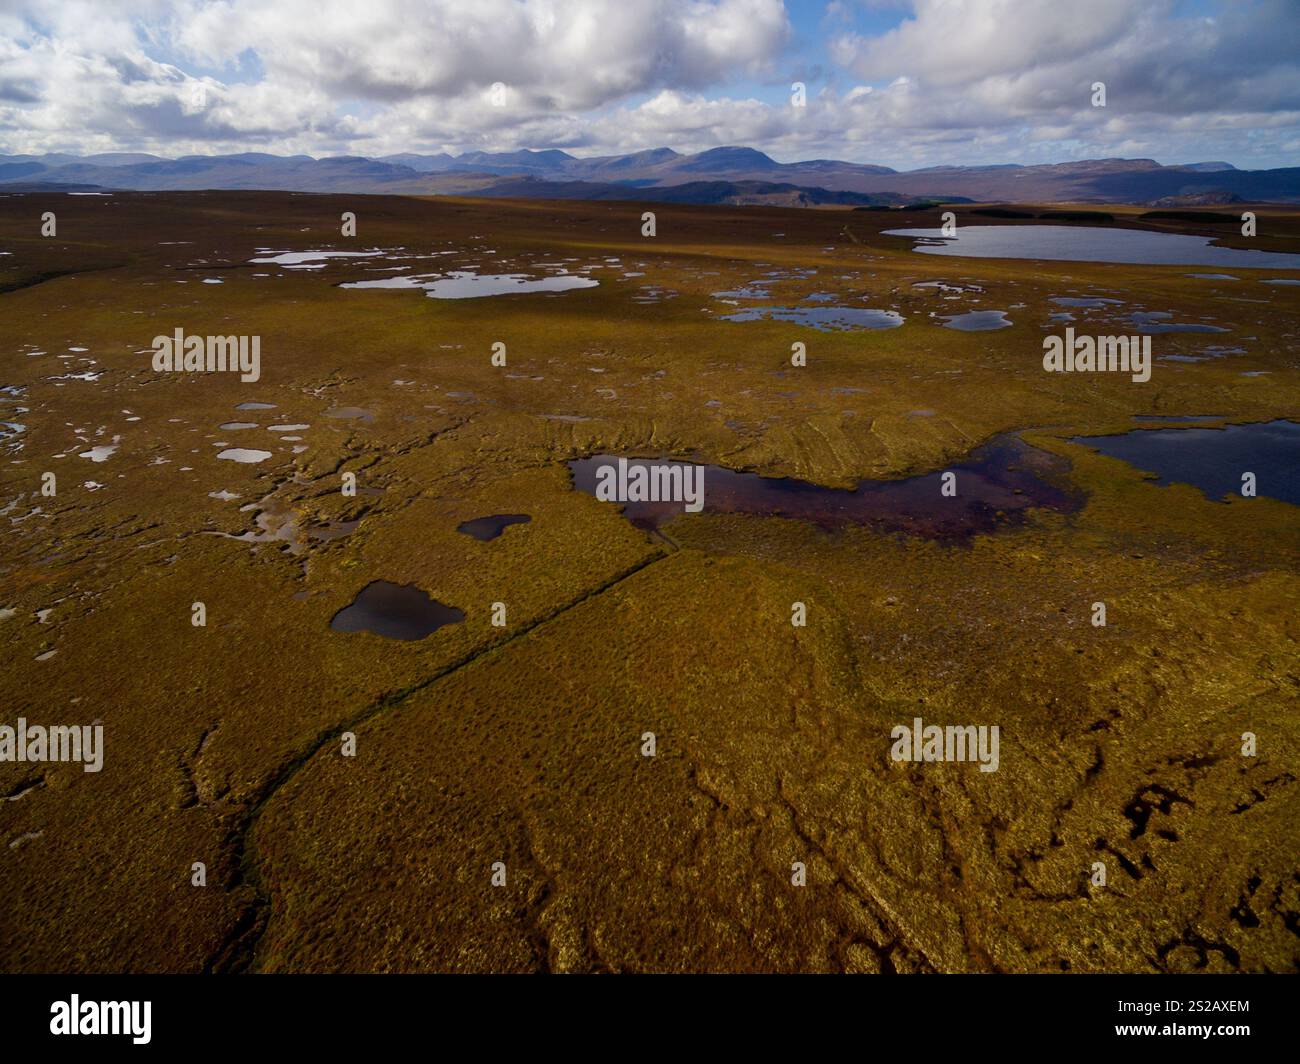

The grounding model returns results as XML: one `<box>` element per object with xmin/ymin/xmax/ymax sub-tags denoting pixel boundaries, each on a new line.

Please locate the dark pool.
<box><xmin>330</xmin><ymin>580</ymin><xmax>465</xmax><ymax>640</ymax></box>
<box><xmin>569</xmin><ymin>434</ymin><xmax>1082</xmax><ymax>538</ymax></box>
<box><xmin>457</xmin><ymin>514</ymin><xmax>531</xmax><ymax>541</ymax></box>
<box><xmin>1071</xmin><ymin>420</ymin><xmax>1300</xmax><ymax>505</ymax></box>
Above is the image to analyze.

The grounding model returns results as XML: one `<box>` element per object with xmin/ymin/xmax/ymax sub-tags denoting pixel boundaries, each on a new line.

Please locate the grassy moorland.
<box><xmin>1</xmin><ymin>191</ymin><xmax>1297</xmax><ymax>972</ymax></box>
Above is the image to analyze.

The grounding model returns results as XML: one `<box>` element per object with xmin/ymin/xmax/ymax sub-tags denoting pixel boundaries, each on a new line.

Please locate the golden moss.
<box><xmin>1</xmin><ymin>191</ymin><xmax>1296</xmax><ymax>972</ymax></box>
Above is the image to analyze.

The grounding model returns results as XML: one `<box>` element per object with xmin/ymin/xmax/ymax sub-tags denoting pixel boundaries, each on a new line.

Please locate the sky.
<box><xmin>1</xmin><ymin>0</ymin><xmax>1298</xmax><ymax>169</ymax></box>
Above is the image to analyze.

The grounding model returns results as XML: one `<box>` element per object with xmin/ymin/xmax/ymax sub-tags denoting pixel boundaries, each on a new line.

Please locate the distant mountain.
<box><xmin>1086</xmin><ymin>165</ymin><xmax>1300</xmax><ymax>205</ymax></box>
<box><xmin>0</xmin><ymin>153</ymin><xmax>431</xmax><ymax>192</ymax></box>
<box><xmin>672</xmin><ymin>146</ymin><xmax>780</xmax><ymax>172</ymax></box>
<box><xmin>453</xmin><ymin>148</ymin><xmax>576</xmax><ymax>174</ymax></box>
<box><xmin>585</xmin><ymin>147</ymin><xmax>682</xmax><ymax>172</ymax></box>
<box><xmin>376</xmin><ymin>152</ymin><xmax>456</xmax><ymax>171</ymax></box>
<box><xmin>0</xmin><ymin>148</ymin><xmax>1294</xmax><ymax>204</ymax></box>
<box><xmin>373</xmin><ymin>148</ymin><xmax>584</xmax><ymax>176</ymax></box>
<box><xmin>910</xmin><ymin>163</ymin><xmax>1024</xmax><ymax>173</ymax></box>
<box><xmin>0</xmin><ymin>161</ymin><xmax>48</xmax><ymax>182</ymax></box>
<box><xmin>474</xmin><ymin>176</ymin><xmax>959</xmax><ymax>208</ymax></box>
<box><xmin>0</xmin><ymin>151</ymin><xmax>165</xmax><ymax>168</ymax></box>
<box><xmin>1147</xmin><ymin>190</ymin><xmax>1245</xmax><ymax>207</ymax></box>
<box><xmin>0</xmin><ymin>180</ymin><xmax>111</xmax><ymax>192</ymax></box>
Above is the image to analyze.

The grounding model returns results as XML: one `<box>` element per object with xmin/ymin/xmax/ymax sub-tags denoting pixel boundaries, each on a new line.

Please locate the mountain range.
<box><xmin>1</xmin><ymin>147</ymin><xmax>1295</xmax><ymax>206</ymax></box>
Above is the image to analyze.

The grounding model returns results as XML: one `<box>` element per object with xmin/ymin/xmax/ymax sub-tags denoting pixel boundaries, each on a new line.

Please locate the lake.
<box><xmin>884</xmin><ymin>225</ymin><xmax>1300</xmax><ymax>269</ymax></box>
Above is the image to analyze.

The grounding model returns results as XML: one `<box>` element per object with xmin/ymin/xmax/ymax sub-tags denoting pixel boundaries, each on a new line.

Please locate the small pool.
<box><xmin>330</xmin><ymin>581</ymin><xmax>465</xmax><ymax>640</ymax></box>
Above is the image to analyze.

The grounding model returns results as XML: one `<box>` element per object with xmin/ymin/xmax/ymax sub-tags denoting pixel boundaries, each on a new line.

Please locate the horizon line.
<box><xmin>0</xmin><ymin>147</ymin><xmax>1266</xmax><ymax>173</ymax></box>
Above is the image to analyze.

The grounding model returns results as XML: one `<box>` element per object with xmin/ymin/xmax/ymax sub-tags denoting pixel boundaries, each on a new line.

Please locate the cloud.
<box><xmin>831</xmin><ymin>0</ymin><xmax>1300</xmax><ymax>120</ymax></box>
<box><xmin>174</xmin><ymin>0</ymin><xmax>791</xmax><ymax>109</ymax></box>
<box><xmin>0</xmin><ymin>0</ymin><xmax>1296</xmax><ymax>168</ymax></box>
<box><xmin>830</xmin><ymin>0</ymin><xmax>1139</xmax><ymax>89</ymax></box>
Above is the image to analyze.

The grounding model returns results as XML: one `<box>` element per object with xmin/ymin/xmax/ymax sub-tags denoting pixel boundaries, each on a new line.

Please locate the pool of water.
<box><xmin>884</xmin><ymin>225</ymin><xmax>1300</xmax><ymax>269</ymax></box>
<box><xmin>914</xmin><ymin>280</ymin><xmax>983</xmax><ymax>294</ymax></box>
<box><xmin>1051</xmin><ymin>296</ymin><xmax>1124</xmax><ymax>308</ymax></box>
<box><xmin>341</xmin><ymin>271</ymin><xmax>598</xmax><ymax>298</ymax></box>
<box><xmin>940</xmin><ymin>310</ymin><xmax>1012</xmax><ymax>331</ymax></box>
<box><xmin>251</xmin><ymin>250</ymin><xmax>379</xmax><ymax>268</ymax></box>
<box><xmin>719</xmin><ymin>305</ymin><xmax>904</xmax><ymax>332</ymax></box>
<box><xmin>325</xmin><ymin>407</ymin><xmax>374</xmax><ymax>423</ymax></box>
<box><xmin>713</xmin><ymin>282</ymin><xmax>775</xmax><ymax>299</ymax></box>
<box><xmin>217</xmin><ymin>448</ymin><xmax>272</xmax><ymax>463</ymax></box>
<box><xmin>1071</xmin><ymin>420</ymin><xmax>1300</xmax><ymax>505</ymax></box>
<box><xmin>78</xmin><ymin>441</ymin><xmax>119</xmax><ymax>462</ymax></box>
<box><xmin>0</xmin><ymin>418</ymin><xmax>26</xmax><ymax>453</ymax></box>
<box><xmin>309</xmin><ymin>519</ymin><xmax>360</xmax><ymax>542</ymax></box>
<box><xmin>457</xmin><ymin>514</ymin><xmax>531</xmax><ymax>541</ymax></box>
<box><xmin>1129</xmin><ymin>311</ymin><xmax>1229</xmax><ymax>334</ymax></box>
<box><xmin>330</xmin><ymin>580</ymin><xmax>465</xmax><ymax>640</ymax></box>
<box><xmin>569</xmin><ymin>434</ymin><xmax>1081</xmax><ymax>538</ymax></box>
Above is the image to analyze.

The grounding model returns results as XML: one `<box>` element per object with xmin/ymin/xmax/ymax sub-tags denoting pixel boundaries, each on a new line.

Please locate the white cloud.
<box><xmin>830</xmin><ymin>0</ymin><xmax>1139</xmax><ymax>89</ymax></box>
<box><xmin>174</xmin><ymin>0</ymin><xmax>790</xmax><ymax>109</ymax></box>
<box><xmin>0</xmin><ymin>0</ymin><xmax>1297</xmax><ymax>168</ymax></box>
